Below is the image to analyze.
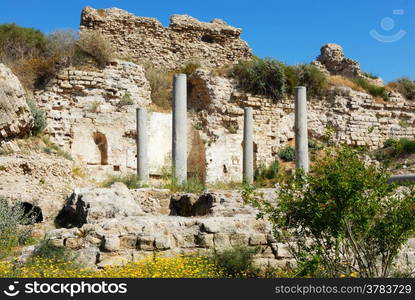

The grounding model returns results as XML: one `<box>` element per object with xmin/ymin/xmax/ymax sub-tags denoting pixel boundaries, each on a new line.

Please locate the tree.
<box><xmin>243</xmin><ymin>146</ymin><xmax>415</xmax><ymax>277</ymax></box>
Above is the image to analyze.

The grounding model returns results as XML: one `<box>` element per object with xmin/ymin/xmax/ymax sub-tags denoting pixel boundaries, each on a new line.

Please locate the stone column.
<box><xmin>172</xmin><ymin>74</ymin><xmax>187</xmax><ymax>184</ymax></box>
<box><xmin>243</xmin><ymin>107</ymin><xmax>254</xmax><ymax>184</ymax></box>
<box><xmin>136</xmin><ymin>108</ymin><xmax>149</xmax><ymax>183</ymax></box>
<box><xmin>295</xmin><ymin>86</ymin><xmax>309</xmax><ymax>173</ymax></box>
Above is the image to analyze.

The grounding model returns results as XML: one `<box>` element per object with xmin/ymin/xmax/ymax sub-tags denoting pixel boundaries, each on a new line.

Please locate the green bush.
<box><xmin>0</xmin><ymin>197</ymin><xmax>35</xmax><ymax>258</ymax></box>
<box><xmin>281</xmin><ymin>65</ymin><xmax>298</xmax><ymax>96</ymax></box>
<box><xmin>295</xmin><ymin>64</ymin><xmax>328</xmax><ymax>98</ymax></box>
<box><xmin>101</xmin><ymin>173</ymin><xmax>146</xmax><ymax>189</ymax></box>
<box><xmin>383</xmin><ymin>138</ymin><xmax>397</xmax><ymax>148</ymax></box>
<box><xmin>254</xmin><ymin>160</ymin><xmax>280</xmax><ymax>187</ymax></box>
<box><xmin>351</xmin><ymin>77</ymin><xmax>389</xmax><ymax>101</ymax></box>
<box><xmin>210</xmin><ymin>246</ymin><xmax>258</xmax><ymax>277</ymax></box>
<box><xmin>244</xmin><ymin>146</ymin><xmax>415</xmax><ymax>277</ymax></box>
<box><xmin>27</xmin><ymin>100</ymin><xmax>46</xmax><ymax>136</ymax></box>
<box><xmin>389</xmin><ymin>77</ymin><xmax>415</xmax><ymax>101</ymax></box>
<box><xmin>278</xmin><ymin>146</ymin><xmax>295</xmax><ymax>162</ymax></box>
<box><xmin>392</xmin><ymin>138</ymin><xmax>415</xmax><ymax>157</ymax></box>
<box><xmin>0</xmin><ymin>23</ymin><xmax>47</xmax><ymax>61</ymax></box>
<box><xmin>230</xmin><ymin>57</ymin><xmax>285</xmax><ymax>101</ymax></box>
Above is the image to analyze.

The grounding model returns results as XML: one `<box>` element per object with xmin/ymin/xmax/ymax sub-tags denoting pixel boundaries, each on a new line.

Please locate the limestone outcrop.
<box><xmin>0</xmin><ymin>64</ymin><xmax>33</xmax><ymax>141</ymax></box>
<box><xmin>55</xmin><ymin>183</ymin><xmax>145</xmax><ymax>228</ymax></box>
<box><xmin>80</xmin><ymin>6</ymin><xmax>252</xmax><ymax>69</ymax></box>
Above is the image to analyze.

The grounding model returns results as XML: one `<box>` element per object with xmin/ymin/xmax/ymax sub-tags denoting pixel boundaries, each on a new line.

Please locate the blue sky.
<box><xmin>1</xmin><ymin>0</ymin><xmax>414</xmax><ymax>82</ymax></box>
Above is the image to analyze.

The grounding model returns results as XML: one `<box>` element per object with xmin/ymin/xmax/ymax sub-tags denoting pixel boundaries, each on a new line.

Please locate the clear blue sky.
<box><xmin>1</xmin><ymin>0</ymin><xmax>414</xmax><ymax>82</ymax></box>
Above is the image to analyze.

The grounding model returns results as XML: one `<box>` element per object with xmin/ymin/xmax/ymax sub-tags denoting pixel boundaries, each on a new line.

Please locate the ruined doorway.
<box><xmin>93</xmin><ymin>131</ymin><xmax>108</xmax><ymax>165</ymax></box>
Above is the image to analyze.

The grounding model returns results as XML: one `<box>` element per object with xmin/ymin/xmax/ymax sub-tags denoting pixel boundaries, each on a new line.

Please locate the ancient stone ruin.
<box><xmin>80</xmin><ymin>6</ymin><xmax>252</xmax><ymax>69</ymax></box>
<box><xmin>1</xmin><ymin>6</ymin><xmax>415</xmax><ymax>272</ymax></box>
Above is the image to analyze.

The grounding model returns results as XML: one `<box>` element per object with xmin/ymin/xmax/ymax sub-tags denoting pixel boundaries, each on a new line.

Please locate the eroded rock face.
<box><xmin>0</xmin><ymin>64</ymin><xmax>33</xmax><ymax>141</ymax></box>
<box><xmin>80</xmin><ymin>6</ymin><xmax>252</xmax><ymax>69</ymax></box>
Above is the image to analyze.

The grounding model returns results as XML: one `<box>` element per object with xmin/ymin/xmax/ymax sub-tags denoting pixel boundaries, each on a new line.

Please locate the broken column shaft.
<box><xmin>295</xmin><ymin>86</ymin><xmax>309</xmax><ymax>173</ymax></box>
<box><xmin>172</xmin><ymin>74</ymin><xmax>187</xmax><ymax>184</ymax></box>
<box><xmin>136</xmin><ymin>107</ymin><xmax>149</xmax><ymax>183</ymax></box>
<box><xmin>243</xmin><ymin>107</ymin><xmax>254</xmax><ymax>184</ymax></box>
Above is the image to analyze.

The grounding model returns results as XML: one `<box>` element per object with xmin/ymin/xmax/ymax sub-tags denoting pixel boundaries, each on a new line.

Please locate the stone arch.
<box><xmin>93</xmin><ymin>132</ymin><xmax>108</xmax><ymax>165</ymax></box>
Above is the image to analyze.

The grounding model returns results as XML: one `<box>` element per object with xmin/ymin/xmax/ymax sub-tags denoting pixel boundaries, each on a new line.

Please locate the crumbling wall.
<box><xmin>188</xmin><ymin>69</ymin><xmax>414</xmax><ymax>182</ymax></box>
<box><xmin>80</xmin><ymin>6</ymin><xmax>252</xmax><ymax>70</ymax></box>
<box><xmin>312</xmin><ymin>43</ymin><xmax>384</xmax><ymax>86</ymax></box>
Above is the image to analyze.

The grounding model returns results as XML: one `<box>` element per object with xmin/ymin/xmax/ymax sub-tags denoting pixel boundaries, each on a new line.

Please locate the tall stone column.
<box><xmin>172</xmin><ymin>74</ymin><xmax>187</xmax><ymax>184</ymax></box>
<box><xmin>295</xmin><ymin>86</ymin><xmax>309</xmax><ymax>173</ymax></box>
<box><xmin>243</xmin><ymin>107</ymin><xmax>254</xmax><ymax>184</ymax></box>
<box><xmin>136</xmin><ymin>108</ymin><xmax>149</xmax><ymax>183</ymax></box>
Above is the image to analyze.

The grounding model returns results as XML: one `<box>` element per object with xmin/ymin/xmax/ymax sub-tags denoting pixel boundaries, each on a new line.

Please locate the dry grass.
<box><xmin>144</xmin><ymin>65</ymin><xmax>173</xmax><ymax>111</ymax></box>
<box><xmin>328</xmin><ymin>75</ymin><xmax>365</xmax><ymax>92</ymax></box>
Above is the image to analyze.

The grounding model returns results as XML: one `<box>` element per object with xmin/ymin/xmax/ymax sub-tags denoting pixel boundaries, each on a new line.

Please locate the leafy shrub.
<box><xmin>254</xmin><ymin>160</ymin><xmax>280</xmax><ymax>187</ymax></box>
<box><xmin>210</xmin><ymin>246</ymin><xmax>258</xmax><ymax>277</ymax></box>
<box><xmin>392</xmin><ymin>138</ymin><xmax>415</xmax><ymax>157</ymax></box>
<box><xmin>388</xmin><ymin>77</ymin><xmax>415</xmax><ymax>101</ymax></box>
<box><xmin>27</xmin><ymin>100</ymin><xmax>46</xmax><ymax>136</ymax></box>
<box><xmin>295</xmin><ymin>64</ymin><xmax>328</xmax><ymax>98</ymax></box>
<box><xmin>383</xmin><ymin>138</ymin><xmax>397</xmax><ymax>148</ymax></box>
<box><xmin>0</xmin><ymin>197</ymin><xmax>35</xmax><ymax>258</ymax></box>
<box><xmin>278</xmin><ymin>146</ymin><xmax>295</xmax><ymax>162</ymax></box>
<box><xmin>0</xmin><ymin>23</ymin><xmax>46</xmax><ymax>62</ymax></box>
<box><xmin>77</xmin><ymin>32</ymin><xmax>114</xmax><ymax>68</ymax></box>
<box><xmin>230</xmin><ymin>57</ymin><xmax>285</xmax><ymax>101</ymax></box>
<box><xmin>281</xmin><ymin>65</ymin><xmax>298</xmax><ymax>96</ymax></box>
<box><xmin>244</xmin><ymin>146</ymin><xmax>415</xmax><ymax>277</ymax></box>
<box><xmin>351</xmin><ymin>77</ymin><xmax>389</xmax><ymax>101</ymax></box>
<box><xmin>101</xmin><ymin>173</ymin><xmax>146</xmax><ymax>189</ymax></box>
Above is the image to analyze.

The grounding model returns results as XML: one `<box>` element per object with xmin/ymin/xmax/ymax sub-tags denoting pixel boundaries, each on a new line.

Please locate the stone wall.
<box><xmin>80</xmin><ymin>6</ymin><xmax>252</xmax><ymax>70</ymax></box>
<box><xmin>188</xmin><ymin>69</ymin><xmax>414</xmax><ymax>182</ymax></box>
<box><xmin>312</xmin><ymin>43</ymin><xmax>384</xmax><ymax>86</ymax></box>
<box><xmin>42</xmin><ymin>185</ymin><xmax>293</xmax><ymax>270</ymax></box>
<box><xmin>38</xmin><ymin>185</ymin><xmax>415</xmax><ymax>271</ymax></box>
<box><xmin>34</xmin><ymin>61</ymin><xmax>415</xmax><ymax>184</ymax></box>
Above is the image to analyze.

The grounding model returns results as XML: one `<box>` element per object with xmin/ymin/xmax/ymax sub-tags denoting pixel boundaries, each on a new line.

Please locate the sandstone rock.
<box><xmin>55</xmin><ymin>183</ymin><xmax>145</xmax><ymax>228</ymax></box>
<box><xmin>0</xmin><ymin>64</ymin><xmax>33</xmax><ymax>141</ymax></box>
